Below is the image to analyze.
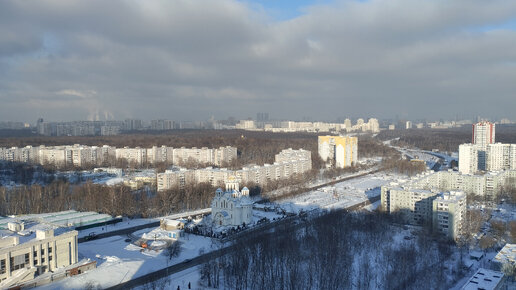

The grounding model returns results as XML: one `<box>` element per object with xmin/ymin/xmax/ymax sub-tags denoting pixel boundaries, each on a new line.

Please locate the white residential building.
<box><xmin>472</xmin><ymin>121</ymin><xmax>495</xmax><ymax>147</ymax></box>
<box><xmin>157</xmin><ymin>149</ymin><xmax>311</xmax><ymax>191</ymax></box>
<box><xmin>486</xmin><ymin>143</ymin><xmax>511</xmax><ymax>172</ymax></box>
<box><xmin>0</xmin><ymin>145</ymin><xmax>236</xmax><ymax>168</ymax></box>
<box><xmin>460</xmin><ymin>142</ymin><xmax>516</xmax><ymax>174</ymax></box>
<box><xmin>432</xmin><ymin>191</ymin><xmax>466</xmax><ymax>240</ymax></box>
<box><xmin>459</xmin><ymin>144</ymin><xmax>479</xmax><ymax>174</ymax></box>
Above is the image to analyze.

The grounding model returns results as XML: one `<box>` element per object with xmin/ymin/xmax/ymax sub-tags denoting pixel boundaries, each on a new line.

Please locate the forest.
<box><xmin>200</xmin><ymin>210</ymin><xmax>465</xmax><ymax>290</ymax></box>
<box><xmin>377</xmin><ymin>125</ymin><xmax>516</xmax><ymax>153</ymax></box>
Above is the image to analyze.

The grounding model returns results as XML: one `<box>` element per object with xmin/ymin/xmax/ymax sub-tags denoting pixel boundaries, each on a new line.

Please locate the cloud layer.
<box><xmin>1</xmin><ymin>0</ymin><xmax>516</xmax><ymax>122</ymax></box>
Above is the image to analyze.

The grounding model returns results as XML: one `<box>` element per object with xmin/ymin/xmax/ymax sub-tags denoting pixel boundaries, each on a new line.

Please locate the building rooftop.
<box><xmin>494</xmin><ymin>243</ymin><xmax>516</xmax><ymax>266</ymax></box>
<box><xmin>461</xmin><ymin>268</ymin><xmax>505</xmax><ymax>290</ymax></box>
<box><xmin>0</xmin><ymin>210</ymin><xmax>113</xmax><ymax>230</ymax></box>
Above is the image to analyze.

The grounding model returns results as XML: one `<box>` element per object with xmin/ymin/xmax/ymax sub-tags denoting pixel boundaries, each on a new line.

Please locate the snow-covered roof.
<box><xmin>163</xmin><ymin>219</ymin><xmax>184</xmax><ymax>227</ymax></box>
<box><xmin>461</xmin><ymin>268</ymin><xmax>504</xmax><ymax>290</ymax></box>
<box><xmin>494</xmin><ymin>243</ymin><xmax>516</xmax><ymax>265</ymax></box>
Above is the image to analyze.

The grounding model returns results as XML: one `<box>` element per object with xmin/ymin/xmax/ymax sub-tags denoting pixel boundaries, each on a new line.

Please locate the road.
<box><xmin>105</xmin><ymin>194</ymin><xmax>381</xmax><ymax>290</ymax></box>
<box><xmin>101</xmin><ymin>167</ymin><xmax>384</xmax><ymax>289</ymax></box>
<box><xmin>78</xmin><ymin>209</ymin><xmax>211</xmax><ymax>243</ymax></box>
<box><xmin>261</xmin><ymin>166</ymin><xmax>382</xmax><ymax>202</ymax></box>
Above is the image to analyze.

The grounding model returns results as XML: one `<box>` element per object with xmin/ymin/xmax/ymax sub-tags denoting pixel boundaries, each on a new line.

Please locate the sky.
<box><xmin>1</xmin><ymin>0</ymin><xmax>516</xmax><ymax>122</ymax></box>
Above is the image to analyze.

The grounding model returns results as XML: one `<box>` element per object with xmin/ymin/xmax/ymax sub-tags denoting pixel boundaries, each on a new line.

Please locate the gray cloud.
<box><xmin>1</xmin><ymin>0</ymin><xmax>516</xmax><ymax>122</ymax></box>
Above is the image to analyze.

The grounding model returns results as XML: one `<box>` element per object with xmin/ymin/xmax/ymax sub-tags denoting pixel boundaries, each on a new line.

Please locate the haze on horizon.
<box><xmin>1</xmin><ymin>0</ymin><xmax>516</xmax><ymax>123</ymax></box>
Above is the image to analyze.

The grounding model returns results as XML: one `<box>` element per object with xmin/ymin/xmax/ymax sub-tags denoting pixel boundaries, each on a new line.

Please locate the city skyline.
<box><xmin>1</xmin><ymin>0</ymin><xmax>516</xmax><ymax>122</ymax></box>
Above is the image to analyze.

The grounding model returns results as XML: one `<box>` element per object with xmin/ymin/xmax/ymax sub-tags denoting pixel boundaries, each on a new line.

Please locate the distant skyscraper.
<box><xmin>256</xmin><ymin>112</ymin><xmax>269</xmax><ymax>122</ymax></box>
<box><xmin>472</xmin><ymin>121</ymin><xmax>495</xmax><ymax>147</ymax></box>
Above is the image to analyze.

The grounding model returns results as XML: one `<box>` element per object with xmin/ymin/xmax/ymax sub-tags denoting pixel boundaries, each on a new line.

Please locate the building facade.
<box><xmin>459</xmin><ymin>142</ymin><xmax>516</xmax><ymax>174</ymax></box>
<box><xmin>157</xmin><ymin>148</ymin><xmax>311</xmax><ymax>191</ymax></box>
<box><xmin>432</xmin><ymin>191</ymin><xmax>466</xmax><ymax>240</ymax></box>
<box><xmin>0</xmin><ymin>228</ymin><xmax>78</xmax><ymax>286</ymax></box>
<box><xmin>211</xmin><ymin>177</ymin><xmax>253</xmax><ymax>227</ymax></box>
<box><xmin>0</xmin><ymin>145</ymin><xmax>237</xmax><ymax>169</ymax></box>
<box><xmin>472</xmin><ymin>121</ymin><xmax>495</xmax><ymax>147</ymax></box>
<box><xmin>318</xmin><ymin>136</ymin><xmax>357</xmax><ymax>168</ymax></box>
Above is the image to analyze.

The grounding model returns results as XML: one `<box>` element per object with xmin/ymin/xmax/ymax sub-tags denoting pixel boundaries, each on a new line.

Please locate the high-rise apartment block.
<box><xmin>459</xmin><ymin>143</ymin><xmax>516</xmax><ymax>174</ymax></box>
<box><xmin>472</xmin><ymin>121</ymin><xmax>495</xmax><ymax>147</ymax></box>
<box><xmin>459</xmin><ymin>144</ymin><xmax>479</xmax><ymax>174</ymax></box>
<box><xmin>318</xmin><ymin>136</ymin><xmax>357</xmax><ymax>168</ymax></box>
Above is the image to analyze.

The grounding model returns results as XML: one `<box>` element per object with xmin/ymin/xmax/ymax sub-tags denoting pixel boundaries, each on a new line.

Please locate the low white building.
<box><xmin>461</xmin><ymin>268</ymin><xmax>506</xmax><ymax>290</ymax></box>
<box><xmin>211</xmin><ymin>177</ymin><xmax>253</xmax><ymax>227</ymax></box>
<box><xmin>0</xmin><ymin>227</ymin><xmax>78</xmax><ymax>287</ymax></box>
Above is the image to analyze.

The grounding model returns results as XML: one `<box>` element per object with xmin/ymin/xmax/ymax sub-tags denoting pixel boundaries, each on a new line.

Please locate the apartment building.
<box><xmin>459</xmin><ymin>144</ymin><xmax>479</xmax><ymax>174</ymax></box>
<box><xmin>432</xmin><ymin>191</ymin><xmax>466</xmax><ymax>240</ymax></box>
<box><xmin>459</xmin><ymin>142</ymin><xmax>516</xmax><ymax>174</ymax></box>
<box><xmin>157</xmin><ymin>149</ymin><xmax>312</xmax><ymax>191</ymax></box>
<box><xmin>381</xmin><ymin>181</ymin><xmax>467</xmax><ymax>239</ymax></box>
<box><xmin>472</xmin><ymin>121</ymin><xmax>495</xmax><ymax>147</ymax></box>
<box><xmin>382</xmin><ymin>170</ymin><xmax>516</xmax><ymax>206</ymax></box>
<box><xmin>318</xmin><ymin>136</ymin><xmax>357</xmax><ymax>168</ymax></box>
<box><xmin>1</xmin><ymin>145</ymin><xmax>237</xmax><ymax>169</ymax></box>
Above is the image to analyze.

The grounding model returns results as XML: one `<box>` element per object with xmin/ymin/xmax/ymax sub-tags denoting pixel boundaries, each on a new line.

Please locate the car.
<box><xmin>85</xmin><ymin>232</ymin><xmax>98</xmax><ymax>241</ymax></box>
<box><xmin>124</xmin><ymin>238</ymin><xmax>132</xmax><ymax>243</ymax></box>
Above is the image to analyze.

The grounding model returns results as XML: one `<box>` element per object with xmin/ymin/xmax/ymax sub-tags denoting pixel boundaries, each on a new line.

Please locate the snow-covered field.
<box><xmin>276</xmin><ymin>172</ymin><xmax>402</xmax><ymax>213</ymax></box>
<box><xmin>38</xmin><ymin>233</ymin><xmax>213</xmax><ymax>289</ymax></box>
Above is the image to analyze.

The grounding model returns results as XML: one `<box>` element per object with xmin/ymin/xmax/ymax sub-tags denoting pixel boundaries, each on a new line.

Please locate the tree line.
<box><xmin>0</xmin><ymin>181</ymin><xmax>216</xmax><ymax>218</ymax></box>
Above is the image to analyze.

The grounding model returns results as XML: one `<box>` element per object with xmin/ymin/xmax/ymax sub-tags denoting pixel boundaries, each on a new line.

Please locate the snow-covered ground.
<box><xmin>133</xmin><ymin>266</ymin><xmax>201</xmax><ymax>290</ymax></box>
<box><xmin>276</xmin><ymin>172</ymin><xmax>402</xmax><ymax>213</ymax></box>
<box><xmin>38</xmin><ymin>233</ymin><xmax>213</xmax><ymax>289</ymax></box>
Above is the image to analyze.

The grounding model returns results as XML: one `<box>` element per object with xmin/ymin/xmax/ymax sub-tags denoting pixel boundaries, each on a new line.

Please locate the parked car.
<box><xmin>85</xmin><ymin>232</ymin><xmax>98</xmax><ymax>241</ymax></box>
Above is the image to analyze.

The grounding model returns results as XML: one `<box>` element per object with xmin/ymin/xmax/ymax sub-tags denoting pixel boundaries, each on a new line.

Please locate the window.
<box><xmin>49</xmin><ymin>256</ymin><xmax>53</xmax><ymax>262</ymax></box>
<box><xmin>42</xmin><ymin>258</ymin><xmax>45</xmax><ymax>263</ymax></box>
<box><xmin>41</xmin><ymin>249</ymin><xmax>45</xmax><ymax>255</ymax></box>
<box><xmin>0</xmin><ymin>259</ymin><xmax>5</xmax><ymax>274</ymax></box>
<box><xmin>48</xmin><ymin>247</ymin><xmax>52</xmax><ymax>254</ymax></box>
<box><xmin>10</xmin><ymin>254</ymin><xmax>28</xmax><ymax>271</ymax></box>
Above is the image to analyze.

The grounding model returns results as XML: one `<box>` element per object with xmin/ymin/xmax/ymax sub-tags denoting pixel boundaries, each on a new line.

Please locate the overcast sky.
<box><xmin>1</xmin><ymin>0</ymin><xmax>516</xmax><ymax>122</ymax></box>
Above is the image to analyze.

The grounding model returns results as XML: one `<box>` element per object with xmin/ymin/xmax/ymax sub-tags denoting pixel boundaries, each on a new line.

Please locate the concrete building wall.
<box><xmin>0</xmin><ymin>230</ymin><xmax>78</xmax><ymax>283</ymax></box>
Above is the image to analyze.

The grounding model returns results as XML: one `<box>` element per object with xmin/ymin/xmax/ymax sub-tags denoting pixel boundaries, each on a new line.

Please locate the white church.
<box><xmin>211</xmin><ymin>176</ymin><xmax>253</xmax><ymax>227</ymax></box>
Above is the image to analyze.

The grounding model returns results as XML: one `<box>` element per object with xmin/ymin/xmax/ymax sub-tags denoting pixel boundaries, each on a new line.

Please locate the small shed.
<box><xmin>160</xmin><ymin>219</ymin><xmax>185</xmax><ymax>231</ymax></box>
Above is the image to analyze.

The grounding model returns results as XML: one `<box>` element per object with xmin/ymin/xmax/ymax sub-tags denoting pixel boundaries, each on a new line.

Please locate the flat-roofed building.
<box><xmin>461</xmin><ymin>268</ymin><xmax>506</xmax><ymax>290</ymax></box>
<box><xmin>432</xmin><ymin>191</ymin><xmax>466</xmax><ymax>240</ymax></box>
<box><xmin>0</xmin><ymin>228</ymin><xmax>78</xmax><ymax>287</ymax></box>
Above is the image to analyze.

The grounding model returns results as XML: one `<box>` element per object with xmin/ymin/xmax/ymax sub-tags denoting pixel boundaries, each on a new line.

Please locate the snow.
<box><xmin>275</xmin><ymin>172</ymin><xmax>402</xmax><ymax>213</ymax></box>
<box><xmin>133</xmin><ymin>266</ymin><xmax>201</xmax><ymax>290</ymax></box>
<box><xmin>104</xmin><ymin>177</ymin><xmax>124</xmax><ymax>186</ymax></box>
<box><xmin>37</xmin><ymin>233</ymin><xmax>213</xmax><ymax>289</ymax></box>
